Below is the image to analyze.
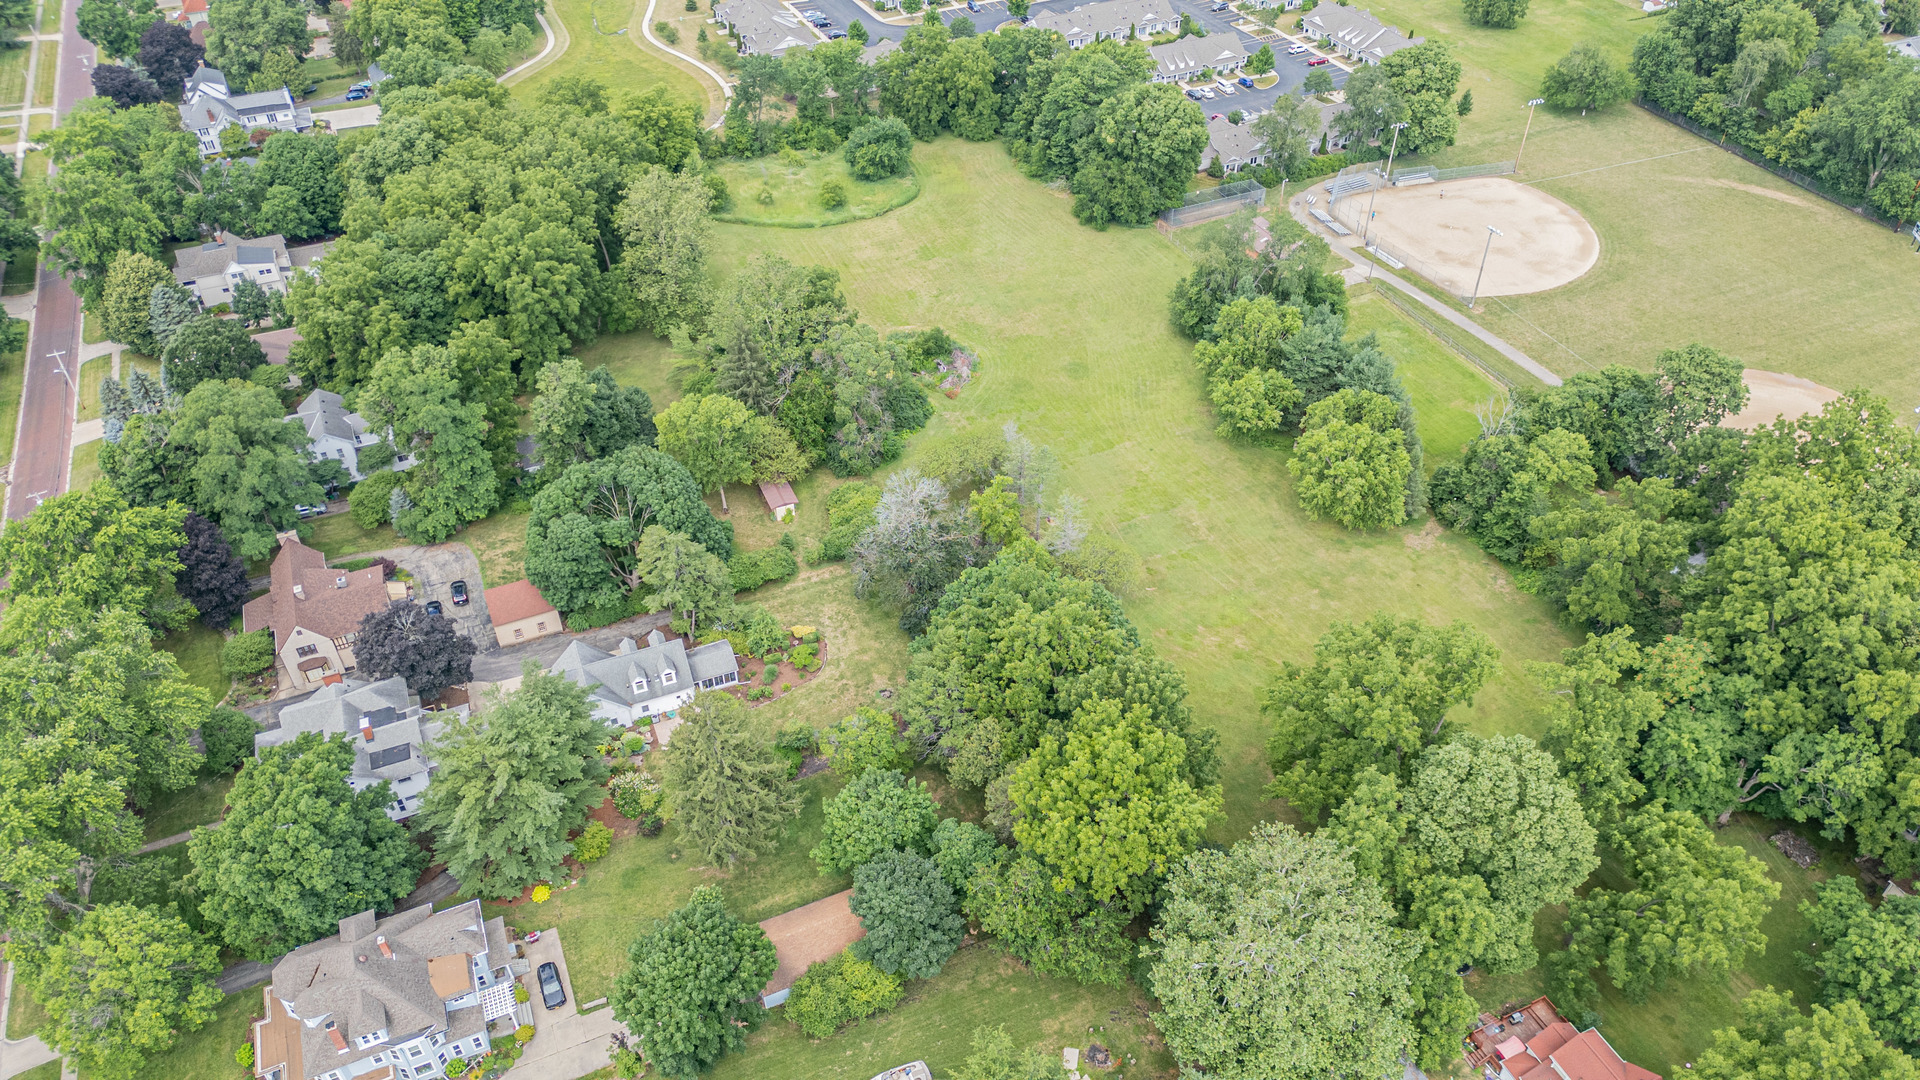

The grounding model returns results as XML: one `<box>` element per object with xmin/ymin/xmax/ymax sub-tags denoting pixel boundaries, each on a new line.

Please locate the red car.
<box><xmin>1307</xmin><ymin>56</ymin><xmax>1331</xmax><ymax>66</ymax></box>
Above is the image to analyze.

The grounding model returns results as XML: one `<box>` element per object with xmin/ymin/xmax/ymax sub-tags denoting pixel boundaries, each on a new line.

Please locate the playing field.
<box><xmin>1721</xmin><ymin>368</ymin><xmax>1842</xmax><ymax>431</ymax></box>
<box><xmin>1331</xmin><ymin>177</ymin><xmax>1599</xmax><ymax>299</ymax></box>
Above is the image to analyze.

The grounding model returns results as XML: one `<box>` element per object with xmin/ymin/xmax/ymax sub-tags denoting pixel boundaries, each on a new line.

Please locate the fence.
<box><xmin>1635</xmin><ymin>101</ymin><xmax>1902</xmax><ymax>232</ymax></box>
<box><xmin>1434</xmin><ymin>160</ymin><xmax>1515</xmax><ymax>181</ymax></box>
<box><xmin>1367</xmin><ymin>282</ymin><xmax>1517</xmax><ymax>390</ymax></box>
<box><xmin>1160</xmin><ymin>178</ymin><xmax>1267</xmax><ymax>227</ymax></box>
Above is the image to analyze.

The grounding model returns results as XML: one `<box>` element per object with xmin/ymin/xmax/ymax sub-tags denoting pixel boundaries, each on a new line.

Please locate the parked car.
<box><xmin>809</xmin><ymin>16</ymin><xmax>831</xmax><ymax>25</ymax></box>
<box><xmin>827</xmin><ymin>27</ymin><xmax>847</xmax><ymax>36</ymax></box>
<box><xmin>1237</xmin><ymin>75</ymin><xmax>1253</xmax><ymax>87</ymax></box>
<box><xmin>1307</xmin><ymin>56</ymin><xmax>1330</xmax><ymax>66</ymax></box>
<box><xmin>346</xmin><ymin>88</ymin><xmax>369</xmax><ymax>101</ymax></box>
<box><xmin>425</xmin><ymin>600</ymin><xmax>443</xmax><ymax>616</ymax></box>
<box><xmin>1210</xmin><ymin>0</ymin><xmax>1229</xmax><ymax>9</ymax></box>
<box><xmin>1210</xmin><ymin>112</ymin><xmax>1225</xmax><ymax>121</ymax></box>
<box><xmin>450</xmin><ymin>580</ymin><xmax>469</xmax><ymax>606</ymax></box>
<box><xmin>800</xmin><ymin>7</ymin><xmax>824</xmax><ymax>15</ymax></box>
<box><xmin>1218</xmin><ymin>82</ymin><xmax>1235</xmax><ymax>94</ymax></box>
<box><xmin>537</xmin><ymin>963</ymin><xmax>566</xmax><ymax>1010</ymax></box>
<box><xmin>1185</xmin><ymin>89</ymin><xmax>1203</xmax><ymax>100</ymax></box>
<box><xmin>966</xmin><ymin>0</ymin><xmax>981</xmax><ymax>10</ymax></box>
<box><xmin>1199</xmin><ymin>87</ymin><xmax>1216</xmax><ymax>98</ymax></box>
<box><xmin>295</xmin><ymin>504</ymin><xmax>327</xmax><ymax>518</ymax></box>
<box><xmin>1287</xmin><ymin>42</ymin><xmax>1308</xmax><ymax>54</ymax></box>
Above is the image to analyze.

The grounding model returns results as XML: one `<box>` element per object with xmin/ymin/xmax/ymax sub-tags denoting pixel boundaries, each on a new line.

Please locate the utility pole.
<box><xmin>48</xmin><ymin>349</ymin><xmax>71</xmax><ymax>389</ymax></box>
<box><xmin>1517</xmin><ymin>98</ymin><xmax>1545</xmax><ymax>172</ymax></box>
<box><xmin>1364</xmin><ymin>121</ymin><xmax>1408</xmax><ymax>282</ymax></box>
<box><xmin>1469</xmin><ymin>225</ymin><xmax>1503</xmax><ymax>309</ymax></box>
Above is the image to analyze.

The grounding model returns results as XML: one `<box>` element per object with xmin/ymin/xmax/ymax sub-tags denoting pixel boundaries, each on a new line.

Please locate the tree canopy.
<box><xmin>609</xmin><ymin>885</ymin><xmax>777</xmax><ymax>1080</ymax></box>
<box><xmin>662</xmin><ymin>692</ymin><xmax>800</xmax><ymax>866</ymax></box>
<box><xmin>850</xmin><ymin>848</ymin><xmax>965</xmax><ymax>979</ymax></box>
<box><xmin>811</xmin><ymin>768</ymin><xmax>939</xmax><ymax>875</ymax></box>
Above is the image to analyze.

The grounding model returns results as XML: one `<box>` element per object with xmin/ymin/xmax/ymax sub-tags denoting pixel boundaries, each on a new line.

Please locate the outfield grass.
<box><xmin>713</xmin><ymin>138</ymin><xmax>1576</xmax><ymax>845</ymax></box>
<box><xmin>161</xmin><ymin>621</ymin><xmax>231</xmax><ymax>703</ymax></box>
<box><xmin>1467</xmin><ymin>814</ymin><xmax>1843</xmax><ymax>1075</ymax></box>
<box><xmin>1343</xmin><ymin>0</ymin><xmax>1920</xmax><ymax>403</ymax></box>
<box><xmin>710</xmin><ymin>945</ymin><xmax>1174</xmax><ymax>1080</ymax></box>
<box><xmin>504</xmin><ymin>0</ymin><xmax>713</xmax><ymax>118</ymax></box>
<box><xmin>1346</xmin><ymin>287</ymin><xmax>1501</xmax><ymax>468</ymax></box>
<box><xmin>714</xmin><ymin>152</ymin><xmax>921</xmax><ymax>228</ymax></box>
<box><xmin>141</xmin><ymin>774</ymin><xmax>234</xmax><ymax>842</ymax></box>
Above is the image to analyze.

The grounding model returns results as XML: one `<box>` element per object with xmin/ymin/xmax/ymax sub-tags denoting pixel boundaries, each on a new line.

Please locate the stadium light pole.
<box><xmin>1469</xmin><ymin>226</ymin><xmax>1503</xmax><ymax>310</ymax></box>
<box><xmin>1364</xmin><ymin>121</ymin><xmax>1409</xmax><ymax>281</ymax></box>
<box><xmin>1517</xmin><ymin>98</ymin><xmax>1546</xmax><ymax>172</ymax></box>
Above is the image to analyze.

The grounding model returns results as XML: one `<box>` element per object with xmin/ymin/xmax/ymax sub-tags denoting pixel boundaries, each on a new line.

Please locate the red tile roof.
<box><xmin>484</xmin><ymin>579</ymin><xmax>557</xmax><ymax>627</ymax></box>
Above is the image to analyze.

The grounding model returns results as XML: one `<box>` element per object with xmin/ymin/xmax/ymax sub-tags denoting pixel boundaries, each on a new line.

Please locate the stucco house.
<box><xmin>1299</xmin><ymin>6</ymin><xmax>1423</xmax><ymax>64</ymax></box>
<box><xmin>548</xmin><ymin>629</ymin><xmax>740</xmax><ymax>731</ymax></box>
<box><xmin>1149</xmin><ymin>36</ymin><xmax>1250</xmax><ymax>82</ymax></box>
<box><xmin>251</xmin><ymin>901</ymin><xmax>524</xmax><ymax>1080</ymax></box>
<box><xmin>1029</xmin><ymin>0</ymin><xmax>1178</xmax><ymax>48</ymax></box>
<box><xmin>291</xmin><ymin>389</ymin><xmax>413</xmax><ymax>482</ymax></box>
<box><xmin>177</xmin><ymin>64</ymin><xmax>312</xmax><ymax>154</ymax></box>
<box><xmin>483</xmin><ymin>580</ymin><xmax>562</xmax><ymax>648</ymax></box>
<box><xmin>172</xmin><ymin>233</ymin><xmax>294</xmax><ymax>307</ymax></box>
<box><xmin>256</xmin><ymin>675</ymin><xmax>458</xmax><ymax>819</ymax></box>
<box><xmin>243</xmin><ymin>533</ymin><xmax>406</xmax><ymax>689</ymax></box>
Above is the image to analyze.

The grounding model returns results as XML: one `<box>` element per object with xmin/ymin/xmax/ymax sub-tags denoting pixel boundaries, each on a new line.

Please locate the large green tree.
<box><xmin>1379</xmin><ymin>43</ymin><xmax>1463</xmax><ymax>153</ymax></box>
<box><xmin>1264</xmin><ymin>614</ymin><xmax>1500</xmax><ymax>820</ymax></box>
<box><xmin>415</xmin><ymin>670</ymin><xmax>609</xmax><ymax>896</ymax></box>
<box><xmin>1287</xmin><ymin>388</ymin><xmax>1413</xmax><ymax>530</ymax></box>
<box><xmin>188</xmin><ymin>733</ymin><xmax>423</xmax><ymax>960</ymax></box>
<box><xmin>1529</xmin><ymin>477</ymin><xmax>1694</xmax><ymax>639</ymax></box>
<box><xmin>609</xmin><ymin>885</ymin><xmax>777</xmax><ymax>1080</ymax></box>
<box><xmin>359</xmin><ymin>342</ymin><xmax>500</xmax><ymax>543</ymax></box>
<box><xmin>98</xmin><ymin>251</ymin><xmax>175</xmax><ymax>353</ymax></box>
<box><xmin>0</xmin><ymin>482</ymin><xmax>190</xmax><ymax>629</ymax></box>
<box><xmin>22</xmin><ymin>903</ymin><xmax>222</xmax><ymax>1080</ymax></box>
<box><xmin>160</xmin><ymin>314</ymin><xmax>268</xmax><ymax>395</ymax></box>
<box><xmin>963</xmin><ymin>852</ymin><xmax>1135</xmax><ymax>986</ymax></box>
<box><xmin>76</xmin><ymin>0</ymin><xmax>157</xmax><ymax>58</ymax></box>
<box><xmin>1801</xmin><ymin>878</ymin><xmax>1920</xmax><ymax>1050</ymax></box>
<box><xmin>530</xmin><ymin>357</ymin><xmax>656</xmax><ymax>470</ymax></box>
<box><xmin>1541</xmin><ymin>42</ymin><xmax>1635</xmax><ymax>112</ymax></box>
<box><xmin>849</xmin><ymin>849</ymin><xmax>965</xmax><ymax>979</ymax></box>
<box><xmin>661</xmin><ymin>692</ymin><xmax>801</xmax><ymax>867</ymax></box>
<box><xmin>204</xmin><ymin>0</ymin><xmax>311</xmax><ymax>86</ymax></box>
<box><xmin>1009</xmin><ymin>698</ymin><xmax>1221</xmax><ymax>909</ymax></box>
<box><xmin>635</xmin><ymin>525</ymin><xmax>737</xmax><ymax>635</ymax></box>
<box><xmin>811</xmin><ymin>769</ymin><xmax>938</xmax><ymax>875</ymax></box>
<box><xmin>654</xmin><ymin>393</ymin><xmax>760</xmax><ymax>510</ymax></box>
<box><xmin>0</xmin><ymin>730</ymin><xmax>141</xmax><ymax>936</ymax></box>
<box><xmin>616</xmin><ymin>165</ymin><xmax>712</xmax><ymax>336</ymax></box>
<box><xmin>1694</xmin><ymin>988</ymin><xmax>1920</xmax><ymax>1080</ymax></box>
<box><xmin>1558</xmin><ymin>804</ymin><xmax>1779</xmax><ymax>1001</ymax></box>
<box><xmin>1146</xmin><ymin>823</ymin><xmax>1413</xmax><ymax>1080</ymax></box>
<box><xmin>1536</xmin><ymin>629</ymin><xmax>1665</xmax><ymax>824</ymax></box>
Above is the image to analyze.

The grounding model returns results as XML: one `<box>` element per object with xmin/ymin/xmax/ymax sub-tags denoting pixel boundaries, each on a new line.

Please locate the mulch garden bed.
<box><xmin>728</xmin><ymin>636</ymin><xmax>829</xmax><ymax>706</ymax></box>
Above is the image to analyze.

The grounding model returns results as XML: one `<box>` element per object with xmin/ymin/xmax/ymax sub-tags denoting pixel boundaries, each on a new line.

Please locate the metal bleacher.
<box><xmin>1308</xmin><ymin>208</ymin><xmax>1351</xmax><ymax>236</ymax></box>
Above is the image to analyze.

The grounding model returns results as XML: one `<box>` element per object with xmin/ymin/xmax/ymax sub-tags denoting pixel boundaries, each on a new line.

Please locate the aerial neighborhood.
<box><xmin>4</xmin><ymin>0</ymin><xmax>1920</xmax><ymax>1077</ymax></box>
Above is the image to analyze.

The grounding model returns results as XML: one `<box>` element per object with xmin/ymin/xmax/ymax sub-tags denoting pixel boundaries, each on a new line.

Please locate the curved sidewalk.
<box><xmin>0</xmin><ymin>963</ymin><xmax>60</xmax><ymax>1080</ymax></box>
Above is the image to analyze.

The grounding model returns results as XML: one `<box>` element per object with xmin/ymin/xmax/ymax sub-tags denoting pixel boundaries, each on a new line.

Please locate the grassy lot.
<box><xmin>574</xmin><ymin>330</ymin><xmax>683</xmax><ymax>409</ymax></box>
<box><xmin>5</xmin><ymin>961</ymin><xmax>48</xmax><ymax>1040</ymax></box>
<box><xmin>37</xmin><ymin>0</ymin><xmax>59</xmax><ymax>35</ymax></box>
<box><xmin>99</xmin><ymin>989</ymin><xmax>257</xmax><ymax>1080</ymax></box>
<box><xmin>504</xmin><ymin>0</ymin><xmax>712</xmax><ymax>117</ymax></box>
<box><xmin>714</xmin><ymin>152</ymin><xmax>922</xmax><ymax>228</ymax></box>
<box><xmin>141</xmin><ymin>775</ymin><xmax>234</xmax><ymax>842</ymax></box>
<box><xmin>1340</xmin><ymin>0</ymin><xmax>1920</xmax><ymax>403</ymax></box>
<box><xmin>460</xmin><ymin>508</ymin><xmax>532</xmax><ymax>589</ymax></box>
<box><xmin>713</xmin><ymin>138</ymin><xmax>1576</xmax><ymax>845</ymax></box>
<box><xmin>0</xmin><ymin>43</ymin><xmax>29</xmax><ymax>107</ymax></box>
<box><xmin>1467</xmin><ymin>814</ymin><xmax>1843</xmax><ymax>1075</ymax></box>
<box><xmin>0</xmin><ymin>321</ymin><xmax>25</xmax><ymax>467</ymax></box>
<box><xmin>709</xmin><ymin>945</ymin><xmax>1174</xmax><ymax>1080</ymax></box>
<box><xmin>1346</xmin><ymin>287</ymin><xmax>1501</xmax><ymax>469</ymax></box>
<box><xmin>303</xmin><ymin>509</ymin><xmax>402</xmax><ymax>560</ymax></box>
<box><xmin>299</xmin><ymin>55</ymin><xmax>363</xmax><ymax>102</ymax></box>
<box><xmin>2</xmin><ymin>250</ymin><xmax>33</xmax><ymax>294</ymax></box>
<box><xmin>69</xmin><ymin>439</ymin><xmax>100</xmax><ymax>489</ymax></box>
<box><xmin>161</xmin><ymin>622</ymin><xmax>231</xmax><ymax>702</ymax></box>
<box><xmin>75</xmin><ymin>353</ymin><xmax>110</xmax><ymax>420</ymax></box>
<box><xmin>81</xmin><ymin>309</ymin><xmax>102</xmax><ymax>345</ymax></box>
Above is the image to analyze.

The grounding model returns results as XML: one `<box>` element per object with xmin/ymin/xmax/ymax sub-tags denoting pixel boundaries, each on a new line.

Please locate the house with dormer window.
<box><xmin>255</xmin><ymin>674</ymin><xmax>462</xmax><ymax>819</ymax></box>
<box><xmin>548</xmin><ymin>628</ymin><xmax>739</xmax><ymax>731</ymax></box>
<box><xmin>251</xmin><ymin>902</ymin><xmax>526</xmax><ymax>1080</ymax></box>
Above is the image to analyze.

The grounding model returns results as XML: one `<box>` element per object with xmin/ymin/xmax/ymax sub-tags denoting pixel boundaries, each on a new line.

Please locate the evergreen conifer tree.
<box><xmin>662</xmin><ymin>693</ymin><xmax>800</xmax><ymax>866</ymax></box>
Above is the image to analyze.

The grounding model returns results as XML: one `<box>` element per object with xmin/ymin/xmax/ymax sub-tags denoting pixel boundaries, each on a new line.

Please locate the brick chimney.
<box><xmin>377</xmin><ymin>935</ymin><xmax>392</xmax><ymax>959</ymax></box>
<box><xmin>359</xmin><ymin>714</ymin><xmax>374</xmax><ymax>741</ymax></box>
<box><xmin>325</xmin><ymin>1021</ymin><xmax>347</xmax><ymax>1053</ymax></box>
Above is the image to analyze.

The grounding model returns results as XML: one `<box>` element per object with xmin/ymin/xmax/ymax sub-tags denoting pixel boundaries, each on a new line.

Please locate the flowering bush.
<box><xmin>610</xmin><ymin>771</ymin><xmax>662</xmax><ymax>819</ymax></box>
<box><xmin>531</xmin><ymin>884</ymin><xmax>551</xmax><ymax>903</ymax></box>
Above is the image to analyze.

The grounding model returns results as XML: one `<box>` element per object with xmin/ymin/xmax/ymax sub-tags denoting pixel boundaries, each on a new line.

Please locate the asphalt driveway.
<box><xmin>514</xmin><ymin>929</ymin><xmax>627</xmax><ymax>1080</ymax></box>
<box><xmin>358</xmin><ymin>543</ymin><xmax>497</xmax><ymax>654</ymax></box>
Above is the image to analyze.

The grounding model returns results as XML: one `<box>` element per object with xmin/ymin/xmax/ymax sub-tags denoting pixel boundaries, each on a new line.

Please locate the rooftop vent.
<box><xmin>292</xmin><ymin>584</ymin><xmax>306</xmax><ymax>599</ymax></box>
<box><xmin>336</xmin><ymin>575</ymin><xmax>348</xmax><ymax>588</ymax></box>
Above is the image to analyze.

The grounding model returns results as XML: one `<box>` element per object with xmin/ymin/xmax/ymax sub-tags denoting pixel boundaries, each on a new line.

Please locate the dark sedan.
<box><xmin>450</xmin><ymin>579</ymin><xmax>469</xmax><ymax>606</ymax></box>
<box><xmin>537</xmin><ymin>962</ymin><xmax>566</xmax><ymax>1010</ymax></box>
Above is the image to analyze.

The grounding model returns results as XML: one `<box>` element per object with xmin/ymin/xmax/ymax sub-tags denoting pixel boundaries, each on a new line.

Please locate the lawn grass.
<box><xmin>81</xmin><ymin>309</ymin><xmax>103</xmax><ymax>345</ymax></box>
<box><xmin>460</xmin><ymin>508</ymin><xmax>532</xmax><ymax>589</ymax></box>
<box><xmin>573</xmin><ymin>330</ymin><xmax>684</xmax><ymax>410</ymax></box>
<box><xmin>712</xmin><ymin>138</ymin><xmax>1577</xmax><ymax>845</ymax></box>
<box><xmin>161</xmin><ymin>621</ymin><xmax>231</xmax><ymax>702</ymax></box>
<box><xmin>713</xmin><ymin>152</ymin><xmax>922</xmax><ymax>228</ymax></box>
<box><xmin>5</xmin><ymin>961</ymin><xmax>49</xmax><ymax>1040</ymax></box>
<box><xmin>0</xmin><ymin>43</ymin><xmax>30</xmax><ymax>107</ymax></box>
<box><xmin>504</xmin><ymin>0</ymin><xmax>712</xmax><ymax>118</ymax></box>
<box><xmin>30</xmin><ymin>42</ymin><xmax>52</xmax><ymax>107</ymax></box>
<box><xmin>709</xmin><ymin>945</ymin><xmax>1175</xmax><ymax>1080</ymax></box>
<box><xmin>2</xmin><ymin>249</ymin><xmax>33</xmax><ymax>294</ymax></box>
<box><xmin>68</xmin><ymin>439</ymin><xmax>100</xmax><ymax>489</ymax></box>
<box><xmin>75</xmin><ymin>352</ymin><xmax>110</xmax><ymax>420</ymax></box>
<box><xmin>0</xmin><ymin>320</ymin><xmax>26</xmax><ymax>468</ymax></box>
<box><xmin>1466</xmin><ymin>813</ymin><xmax>1845</xmax><ymax>1075</ymax></box>
<box><xmin>299</xmin><ymin>54</ymin><xmax>362</xmax><ymax>101</ymax></box>
<box><xmin>303</xmin><ymin>510</ymin><xmax>402</xmax><ymax>561</ymax></box>
<box><xmin>1341</xmin><ymin>0</ymin><xmax>1920</xmax><ymax>402</ymax></box>
<box><xmin>11</xmin><ymin>1061</ymin><xmax>59</xmax><ymax>1080</ymax></box>
<box><xmin>101</xmin><ymin>989</ymin><xmax>257</xmax><ymax>1080</ymax></box>
<box><xmin>140</xmin><ymin>774</ymin><xmax>234</xmax><ymax>843</ymax></box>
<box><xmin>37</xmin><ymin>0</ymin><xmax>60</xmax><ymax>35</ymax></box>
<box><xmin>1346</xmin><ymin>287</ymin><xmax>1501</xmax><ymax>469</ymax></box>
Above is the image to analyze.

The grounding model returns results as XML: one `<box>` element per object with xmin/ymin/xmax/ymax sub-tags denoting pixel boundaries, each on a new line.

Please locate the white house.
<box><xmin>172</xmin><ymin>233</ymin><xmax>293</xmax><ymax>306</ymax></box>
<box><xmin>291</xmin><ymin>389</ymin><xmax>414</xmax><ymax>482</ymax></box>
<box><xmin>713</xmin><ymin>0</ymin><xmax>816</xmax><ymax>55</ymax></box>
<box><xmin>177</xmin><ymin>64</ymin><xmax>312</xmax><ymax>154</ymax></box>
<box><xmin>1299</xmin><ymin>5</ymin><xmax>1423</xmax><ymax>64</ymax></box>
<box><xmin>251</xmin><ymin>902</ymin><xmax>523</xmax><ymax>1080</ymax></box>
<box><xmin>1029</xmin><ymin>0</ymin><xmax>1178</xmax><ymax>48</ymax></box>
<box><xmin>549</xmin><ymin>629</ymin><xmax>740</xmax><ymax>730</ymax></box>
<box><xmin>255</xmin><ymin>675</ymin><xmax>460</xmax><ymax>820</ymax></box>
<box><xmin>1149</xmin><ymin>36</ymin><xmax>1251</xmax><ymax>82</ymax></box>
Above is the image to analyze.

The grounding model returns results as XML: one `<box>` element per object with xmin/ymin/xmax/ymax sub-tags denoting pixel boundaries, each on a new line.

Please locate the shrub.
<box><xmin>783</xmin><ymin>950</ymin><xmax>904</xmax><ymax>1038</ymax></box>
<box><xmin>728</xmin><ymin>546</ymin><xmax>799</xmax><ymax>592</ymax></box>
<box><xmin>763</xmin><ymin>664</ymin><xmax>781</xmax><ymax>685</ymax></box>
<box><xmin>531</xmin><ymin>884</ymin><xmax>551</xmax><ymax>903</ymax></box>
<box><xmin>349</xmin><ymin>470</ymin><xmax>403</xmax><ymax>528</ymax></box>
<box><xmin>515</xmin><ymin>1025</ymin><xmax>536</xmax><ymax>1045</ymax></box>
<box><xmin>747</xmin><ymin>686</ymin><xmax>774</xmax><ymax>701</ymax></box>
<box><xmin>820</xmin><ymin>707</ymin><xmax>905</xmax><ymax>777</ymax></box>
<box><xmin>221</xmin><ymin>629</ymin><xmax>275</xmax><ymax>677</ymax></box>
<box><xmin>756</xmin><ymin>186</ymin><xmax>775</xmax><ymax>205</ymax></box>
<box><xmin>654</xmin><ymin>20</ymin><xmax>679</xmax><ymax>42</ymax></box>
<box><xmin>614</xmin><ymin>1044</ymin><xmax>645</xmax><ymax>1078</ymax></box>
<box><xmin>236</xmin><ymin>1043</ymin><xmax>255</xmax><ymax>1068</ymax></box>
<box><xmin>572</xmin><ymin>821</ymin><xmax>614</xmax><ymax>864</ymax></box>
<box><xmin>789</xmin><ymin>643</ymin><xmax>820</xmax><ymax>672</ymax></box>
<box><xmin>514</xmin><ymin>984</ymin><xmax>530</xmax><ymax>1003</ymax></box>
<box><xmin>621</xmin><ymin>733</ymin><xmax>648</xmax><ymax>757</ymax></box>
<box><xmin>201</xmin><ymin>706</ymin><xmax>259</xmax><ymax>775</ymax></box>
<box><xmin>843</xmin><ymin>117</ymin><xmax>913</xmax><ymax>181</ymax></box>
<box><xmin>812</xmin><ymin>482</ymin><xmax>881</xmax><ymax>561</ymax></box>
<box><xmin>775</xmin><ymin>725</ymin><xmax>818</xmax><ymax>754</ymax></box>
<box><xmin>721</xmin><ymin>605</ymin><xmax>788</xmax><ymax>657</ymax></box>
<box><xmin>610</xmin><ymin>770</ymin><xmax>663</xmax><ymax>819</ymax></box>
<box><xmin>819</xmin><ymin>178</ymin><xmax>848</xmax><ymax>210</ymax></box>
<box><xmin>445</xmin><ymin>1057</ymin><xmax>468</xmax><ymax>1077</ymax></box>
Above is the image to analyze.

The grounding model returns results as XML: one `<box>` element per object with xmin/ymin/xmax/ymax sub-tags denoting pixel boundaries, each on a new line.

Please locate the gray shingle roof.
<box><xmin>1301</xmin><ymin>5</ymin><xmax>1422</xmax><ymax>63</ymax></box>
<box><xmin>260</xmin><ymin>676</ymin><xmax>439</xmax><ymax>784</ymax></box>
<box><xmin>171</xmin><ymin>234</ymin><xmax>288</xmax><ymax>283</ymax></box>
<box><xmin>550</xmin><ymin>634</ymin><xmax>738</xmax><ymax>709</ymax></box>
<box><xmin>1149</xmin><ymin>36</ymin><xmax>1249</xmax><ymax>78</ymax></box>
<box><xmin>294</xmin><ymin>388</ymin><xmax>368</xmax><ymax>443</ymax></box>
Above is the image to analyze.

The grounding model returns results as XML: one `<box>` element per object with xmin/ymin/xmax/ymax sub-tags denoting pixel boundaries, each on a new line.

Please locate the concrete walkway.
<box><xmin>1287</xmin><ymin>191</ymin><xmax>1562</xmax><ymax>387</ymax></box>
<box><xmin>0</xmin><ymin>963</ymin><xmax>60</xmax><ymax>1080</ymax></box>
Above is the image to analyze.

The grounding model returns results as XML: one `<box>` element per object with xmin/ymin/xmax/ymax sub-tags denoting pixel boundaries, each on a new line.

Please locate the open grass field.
<box><xmin>1337</xmin><ymin>0</ymin><xmax>1920</xmax><ymax>404</ymax></box>
<box><xmin>714</xmin><ymin>152</ymin><xmax>922</xmax><ymax>228</ymax></box>
<box><xmin>161</xmin><ymin>621</ymin><xmax>231</xmax><ymax>702</ymax></box>
<box><xmin>504</xmin><ymin>0</ymin><xmax>715</xmax><ymax>119</ymax></box>
<box><xmin>1346</xmin><ymin>286</ymin><xmax>1501</xmax><ymax>468</ymax></box>
<box><xmin>1467</xmin><ymin>814</ymin><xmax>1846</xmax><ymax>1076</ymax></box>
<box><xmin>460</xmin><ymin>508</ymin><xmax>534</xmax><ymax>589</ymax></box>
<box><xmin>302</xmin><ymin>509</ymin><xmax>402</xmax><ymax>561</ymax></box>
<box><xmin>0</xmin><ymin>44</ymin><xmax>29</xmax><ymax>108</ymax></box>
<box><xmin>141</xmin><ymin>774</ymin><xmax>234</xmax><ymax>843</ymax></box>
<box><xmin>0</xmin><ymin>322</ymin><xmax>26</xmax><ymax>469</ymax></box>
